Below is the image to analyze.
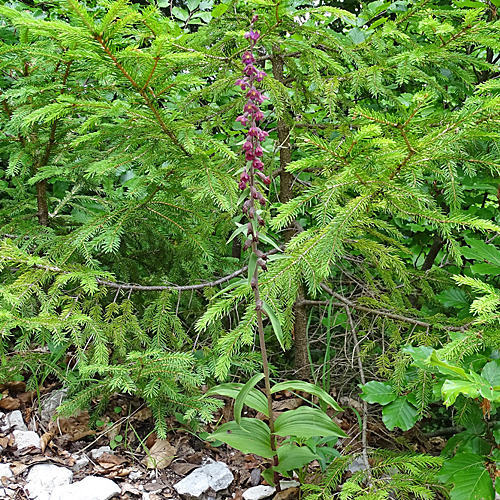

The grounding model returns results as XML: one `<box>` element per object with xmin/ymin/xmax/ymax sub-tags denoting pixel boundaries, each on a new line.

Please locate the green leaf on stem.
<box><xmin>211</xmin><ymin>418</ymin><xmax>275</xmax><ymax>458</ymax></box>
<box><xmin>271</xmin><ymin>380</ymin><xmax>343</xmax><ymax>411</ymax></box>
<box><xmin>205</xmin><ymin>382</ymin><xmax>269</xmax><ymax>416</ymax></box>
<box><xmin>261</xmin><ymin>301</ymin><xmax>284</xmax><ymax>350</ymax></box>
<box><xmin>273</xmin><ymin>442</ymin><xmax>319</xmax><ymax>475</ymax></box>
<box><xmin>382</xmin><ymin>396</ymin><xmax>418</xmax><ymax>431</ymax></box>
<box><xmin>248</xmin><ymin>253</ymin><xmax>258</xmax><ymax>285</ymax></box>
<box><xmin>359</xmin><ymin>381</ymin><xmax>397</xmax><ymax>405</ymax></box>
<box><xmin>274</xmin><ymin>407</ymin><xmax>348</xmax><ymax>438</ymax></box>
<box><xmin>234</xmin><ymin>373</ymin><xmax>265</xmax><ymax>424</ymax></box>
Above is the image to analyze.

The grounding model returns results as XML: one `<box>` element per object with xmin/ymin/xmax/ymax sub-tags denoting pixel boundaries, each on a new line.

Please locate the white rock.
<box><xmin>279</xmin><ymin>480</ymin><xmax>300</xmax><ymax>489</ymax></box>
<box><xmin>71</xmin><ymin>454</ymin><xmax>90</xmax><ymax>471</ymax></box>
<box><xmin>243</xmin><ymin>485</ymin><xmax>275</xmax><ymax>500</ymax></box>
<box><xmin>242</xmin><ymin>480</ymin><xmax>300</xmax><ymax>500</ymax></box>
<box><xmin>0</xmin><ymin>463</ymin><xmax>14</xmax><ymax>498</ymax></box>
<box><xmin>90</xmin><ymin>446</ymin><xmax>112</xmax><ymax>459</ymax></box>
<box><xmin>26</xmin><ymin>464</ymin><xmax>73</xmax><ymax>499</ymax></box>
<box><xmin>50</xmin><ymin>476</ymin><xmax>121</xmax><ymax>500</ymax></box>
<box><xmin>13</xmin><ymin>430</ymin><xmax>40</xmax><ymax>450</ymax></box>
<box><xmin>129</xmin><ymin>470</ymin><xmax>142</xmax><ymax>480</ymax></box>
<box><xmin>1</xmin><ymin>410</ymin><xmax>28</xmax><ymax>432</ymax></box>
<box><xmin>347</xmin><ymin>457</ymin><xmax>368</xmax><ymax>473</ymax></box>
<box><xmin>40</xmin><ymin>390</ymin><xmax>67</xmax><ymax>427</ymax></box>
<box><xmin>174</xmin><ymin>461</ymin><xmax>234</xmax><ymax>499</ymax></box>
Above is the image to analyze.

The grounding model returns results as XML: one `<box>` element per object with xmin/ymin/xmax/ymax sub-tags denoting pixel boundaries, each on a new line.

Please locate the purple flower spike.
<box><xmin>242</xmin><ymin>51</ymin><xmax>255</xmax><ymax>65</ymax></box>
<box><xmin>241</xmin><ymin>170</ymin><xmax>250</xmax><ymax>183</ymax></box>
<box><xmin>254</xmin><ymin>145</ymin><xmax>263</xmax><ymax>157</ymax></box>
<box><xmin>242</xmin><ymin>141</ymin><xmax>253</xmax><ymax>151</ymax></box>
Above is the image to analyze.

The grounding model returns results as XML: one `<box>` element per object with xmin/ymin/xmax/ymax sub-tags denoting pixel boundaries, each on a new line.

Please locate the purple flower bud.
<box><xmin>242</xmin><ymin>199</ymin><xmax>251</xmax><ymax>214</ymax></box>
<box><xmin>255</xmin><ymin>249</ymin><xmax>266</xmax><ymax>260</ymax></box>
<box><xmin>253</xmin><ymin>159</ymin><xmax>264</xmax><ymax>171</ymax></box>
<box><xmin>250</xmin><ymin>276</ymin><xmax>258</xmax><ymax>290</ymax></box>
<box><xmin>257</xmin><ymin>259</ymin><xmax>267</xmax><ymax>271</ymax></box>
<box><xmin>243</xmin><ymin>238</ymin><xmax>253</xmax><ymax>251</ymax></box>
<box><xmin>259</xmin><ymin>197</ymin><xmax>266</xmax><ymax>206</ymax></box>
<box><xmin>236</xmin><ymin>115</ymin><xmax>249</xmax><ymax>126</ymax></box>
<box><xmin>242</xmin><ymin>51</ymin><xmax>255</xmax><ymax>65</ymax></box>
<box><xmin>240</xmin><ymin>170</ymin><xmax>250</xmax><ymax>183</ymax></box>
<box><xmin>257</xmin><ymin>130</ymin><xmax>269</xmax><ymax>142</ymax></box>
<box><xmin>238</xmin><ymin>180</ymin><xmax>247</xmax><ymax>190</ymax></box>
<box><xmin>257</xmin><ymin>215</ymin><xmax>265</xmax><ymax>227</ymax></box>
<box><xmin>251</xmin><ymin>14</ymin><xmax>259</xmax><ymax>23</ymax></box>
<box><xmin>250</xmin><ymin>185</ymin><xmax>259</xmax><ymax>199</ymax></box>
<box><xmin>248</xmin><ymin>126</ymin><xmax>261</xmax><ymax>137</ymax></box>
<box><xmin>245</xmin><ymin>150</ymin><xmax>255</xmax><ymax>161</ymax></box>
<box><xmin>254</xmin><ymin>145</ymin><xmax>263</xmax><ymax>157</ymax></box>
<box><xmin>248</xmin><ymin>206</ymin><xmax>256</xmax><ymax>219</ymax></box>
<box><xmin>244</xmin><ymin>30</ymin><xmax>260</xmax><ymax>41</ymax></box>
<box><xmin>256</xmin><ymin>171</ymin><xmax>271</xmax><ymax>185</ymax></box>
<box><xmin>252</xmin><ymin>232</ymin><xmax>259</xmax><ymax>243</ymax></box>
<box><xmin>255</xmin><ymin>70</ymin><xmax>267</xmax><ymax>82</ymax></box>
<box><xmin>247</xmin><ymin>222</ymin><xmax>253</xmax><ymax>236</ymax></box>
<box><xmin>242</xmin><ymin>141</ymin><xmax>253</xmax><ymax>151</ymax></box>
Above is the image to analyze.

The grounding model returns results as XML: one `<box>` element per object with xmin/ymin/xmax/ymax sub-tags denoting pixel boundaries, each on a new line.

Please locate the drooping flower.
<box><xmin>236</xmin><ymin>114</ymin><xmax>249</xmax><ymax>126</ymax></box>
<box><xmin>242</xmin><ymin>141</ymin><xmax>253</xmax><ymax>151</ymax></box>
<box><xmin>244</xmin><ymin>30</ymin><xmax>260</xmax><ymax>41</ymax></box>
<box><xmin>242</xmin><ymin>51</ymin><xmax>255</xmax><ymax>65</ymax></box>
<box><xmin>255</xmin><ymin>70</ymin><xmax>267</xmax><ymax>82</ymax></box>
<box><xmin>252</xmin><ymin>159</ymin><xmax>264</xmax><ymax>171</ymax></box>
<box><xmin>257</xmin><ymin>130</ymin><xmax>269</xmax><ymax>142</ymax></box>
<box><xmin>248</xmin><ymin>126</ymin><xmax>261</xmax><ymax>137</ymax></box>
<box><xmin>235</xmin><ymin>78</ymin><xmax>250</xmax><ymax>90</ymax></box>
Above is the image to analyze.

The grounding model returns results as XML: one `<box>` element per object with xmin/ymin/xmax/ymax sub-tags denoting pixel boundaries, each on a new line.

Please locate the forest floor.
<box><xmin>0</xmin><ymin>380</ymin><xmax>446</xmax><ymax>500</ymax></box>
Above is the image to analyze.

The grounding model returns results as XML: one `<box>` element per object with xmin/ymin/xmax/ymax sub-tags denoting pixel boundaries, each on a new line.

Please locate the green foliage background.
<box><xmin>2</xmin><ymin>0</ymin><xmax>500</xmax><ymax>497</ymax></box>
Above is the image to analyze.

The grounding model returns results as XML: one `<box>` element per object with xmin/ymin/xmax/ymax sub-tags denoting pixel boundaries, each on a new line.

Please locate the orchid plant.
<box><xmin>206</xmin><ymin>17</ymin><xmax>347</xmax><ymax>487</ymax></box>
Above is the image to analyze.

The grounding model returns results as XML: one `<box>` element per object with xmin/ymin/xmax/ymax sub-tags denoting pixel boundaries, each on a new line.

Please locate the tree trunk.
<box><xmin>271</xmin><ymin>48</ymin><xmax>309</xmax><ymax>380</ymax></box>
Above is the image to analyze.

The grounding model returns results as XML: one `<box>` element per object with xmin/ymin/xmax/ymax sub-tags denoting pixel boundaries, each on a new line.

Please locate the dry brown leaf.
<box><xmin>171</xmin><ymin>462</ymin><xmax>199</xmax><ymax>476</ymax></box>
<box><xmin>9</xmin><ymin>462</ymin><xmax>29</xmax><ymax>475</ymax></box>
<box><xmin>48</xmin><ymin>411</ymin><xmax>95</xmax><ymax>442</ymax></box>
<box><xmin>121</xmin><ymin>482</ymin><xmax>142</xmax><ymax>495</ymax></box>
<box><xmin>97</xmin><ymin>452</ymin><xmax>126</xmax><ymax>469</ymax></box>
<box><xmin>273</xmin><ymin>487</ymin><xmax>300</xmax><ymax>500</ymax></box>
<box><xmin>130</xmin><ymin>407</ymin><xmax>153</xmax><ymax>422</ymax></box>
<box><xmin>0</xmin><ymin>381</ymin><xmax>26</xmax><ymax>393</ymax></box>
<box><xmin>143</xmin><ymin>440</ymin><xmax>177</xmax><ymax>469</ymax></box>
<box><xmin>272</xmin><ymin>398</ymin><xmax>302</xmax><ymax>412</ymax></box>
<box><xmin>0</xmin><ymin>397</ymin><xmax>21</xmax><ymax>410</ymax></box>
<box><xmin>40</xmin><ymin>432</ymin><xmax>54</xmax><ymax>453</ymax></box>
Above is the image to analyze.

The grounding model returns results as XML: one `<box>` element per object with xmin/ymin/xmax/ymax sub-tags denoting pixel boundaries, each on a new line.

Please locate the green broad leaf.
<box><xmin>471</xmin><ymin>263</ymin><xmax>500</xmax><ymax>275</ymax></box>
<box><xmin>211</xmin><ymin>279</ymin><xmax>247</xmax><ymax>300</ymax></box>
<box><xmin>436</xmin><ymin>288</ymin><xmax>470</xmax><ymax>308</ymax></box>
<box><xmin>257</xmin><ymin>232</ymin><xmax>282</xmax><ymax>251</ymax></box>
<box><xmin>157</xmin><ymin>0</ymin><xmax>169</xmax><ymax>7</ymax></box>
<box><xmin>211</xmin><ymin>3</ymin><xmax>228</xmax><ymax>17</ymax></box>
<box><xmin>234</xmin><ymin>373</ymin><xmax>265</xmax><ymax>425</ymax></box>
<box><xmin>274</xmin><ymin>407</ymin><xmax>348</xmax><ymax>439</ymax></box>
<box><xmin>403</xmin><ymin>345</ymin><xmax>434</xmax><ymax>370</ymax></box>
<box><xmin>381</xmin><ymin>396</ymin><xmax>418</xmax><ymax>431</ymax></box>
<box><xmin>453</xmin><ymin>0</ymin><xmax>486</xmax><ymax>7</ymax></box>
<box><xmin>261</xmin><ymin>301</ymin><xmax>285</xmax><ymax>350</ymax></box>
<box><xmin>248</xmin><ymin>253</ymin><xmax>258</xmax><ymax>285</ymax></box>
<box><xmin>428</xmin><ymin>351</ymin><xmax>469</xmax><ymax>379</ymax></box>
<box><xmin>186</xmin><ymin>0</ymin><xmax>200</xmax><ymax>10</ymax></box>
<box><xmin>359</xmin><ymin>381</ymin><xmax>397</xmax><ymax>405</ymax></box>
<box><xmin>271</xmin><ymin>381</ymin><xmax>343</xmax><ymax>411</ymax></box>
<box><xmin>348</xmin><ymin>27</ymin><xmax>366</xmax><ymax>44</ymax></box>
<box><xmin>491</xmin><ymin>0</ymin><xmax>500</xmax><ymax>7</ymax></box>
<box><xmin>211</xmin><ymin>418</ymin><xmax>275</xmax><ymax>458</ymax></box>
<box><xmin>172</xmin><ymin>7</ymin><xmax>189</xmax><ymax>20</ymax></box>
<box><xmin>496</xmin><ymin>477</ymin><xmax>500</xmax><ymax>495</ymax></box>
<box><xmin>438</xmin><ymin>453</ymin><xmax>494</xmax><ymax>500</ymax></box>
<box><xmin>226</xmin><ymin>223</ymin><xmax>248</xmax><ymax>244</ymax></box>
<box><xmin>205</xmin><ymin>383</ymin><xmax>269</xmax><ymax>416</ymax></box>
<box><xmin>482</xmin><ymin>361</ymin><xmax>500</xmax><ymax>386</ymax></box>
<box><xmin>441</xmin><ymin>379</ymin><xmax>480</xmax><ymax>406</ymax></box>
<box><xmin>462</xmin><ymin>238</ymin><xmax>500</xmax><ymax>267</ymax></box>
<box><xmin>272</xmin><ymin>443</ymin><xmax>319</xmax><ymax>474</ymax></box>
